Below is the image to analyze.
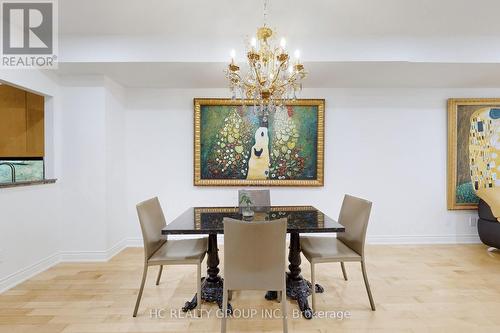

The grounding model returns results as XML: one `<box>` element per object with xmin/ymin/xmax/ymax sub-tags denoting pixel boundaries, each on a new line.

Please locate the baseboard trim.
<box><xmin>367</xmin><ymin>234</ymin><xmax>481</xmax><ymax>244</ymax></box>
<box><xmin>1</xmin><ymin>238</ymin><xmax>141</xmax><ymax>294</ymax></box>
<box><xmin>0</xmin><ymin>252</ymin><xmax>60</xmax><ymax>294</ymax></box>
<box><xmin>59</xmin><ymin>238</ymin><xmax>134</xmax><ymax>262</ymax></box>
<box><xmin>0</xmin><ymin>233</ymin><xmax>482</xmax><ymax>294</ymax></box>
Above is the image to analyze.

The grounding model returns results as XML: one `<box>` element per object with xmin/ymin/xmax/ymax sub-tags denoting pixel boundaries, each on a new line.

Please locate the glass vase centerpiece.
<box><xmin>239</xmin><ymin>192</ymin><xmax>255</xmax><ymax>219</ymax></box>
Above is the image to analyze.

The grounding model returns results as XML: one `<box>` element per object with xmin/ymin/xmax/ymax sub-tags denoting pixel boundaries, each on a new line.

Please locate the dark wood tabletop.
<box><xmin>161</xmin><ymin>205</ymin><xmax>345</xmax><ymax>235</ymax></box>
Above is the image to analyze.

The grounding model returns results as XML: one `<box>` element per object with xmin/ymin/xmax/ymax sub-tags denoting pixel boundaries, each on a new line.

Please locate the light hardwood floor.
<box><xmin>1</xmin><ymin>245</ymin><xmax>500</xmax><ymax>333</ymax></box>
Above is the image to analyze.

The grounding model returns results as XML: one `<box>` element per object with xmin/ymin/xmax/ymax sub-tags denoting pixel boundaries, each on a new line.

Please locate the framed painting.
<box><xmin>194</xmin><ymin>98</ymin><xmax>325</xmax><ymax>186</ymax></box>
<box><xmin>447</xmin><ymin>98</ymin><xmax>500</xmax><ymax>210</ymax></box>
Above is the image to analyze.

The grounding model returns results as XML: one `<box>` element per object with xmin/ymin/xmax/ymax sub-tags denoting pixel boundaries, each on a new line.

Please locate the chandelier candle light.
<box><xmin>225</xmin><ymin>0</ymin><xmax>307</xmax><ymax>119</ymax></box>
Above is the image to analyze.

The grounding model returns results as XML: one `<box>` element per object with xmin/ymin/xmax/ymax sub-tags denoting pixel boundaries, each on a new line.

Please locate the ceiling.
<box><xmin>54</xmin><ymin>62</ymin><xmax>500</xmax><ymax>88</ymax></box>
<box><xmin>55</xmin><ymin>0</ymin><xmax>500</xmax><ymax>88</ymax></box>
<box><xmin>59</xmin><ymin>0</ymin><xmax>500</xmax><ymax>38</ymax></box>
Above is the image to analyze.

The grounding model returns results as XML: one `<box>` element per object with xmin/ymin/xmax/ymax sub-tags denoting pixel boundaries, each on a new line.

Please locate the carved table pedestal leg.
<box><xmin>265</xmin><ymin>232</ymin><xmax>324</xmax><ymax>319</ymax></box>
<box><xmin>182</xmin><ymin>234</ymin><xmax>232</xmax><ymax>314</ymax></box>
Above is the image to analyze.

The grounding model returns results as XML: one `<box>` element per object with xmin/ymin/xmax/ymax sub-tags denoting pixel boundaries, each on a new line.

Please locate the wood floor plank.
<box><xmin>0</xmin><ymin>245</ymin><xmax>499</xmax><ymax>332</ymax></box>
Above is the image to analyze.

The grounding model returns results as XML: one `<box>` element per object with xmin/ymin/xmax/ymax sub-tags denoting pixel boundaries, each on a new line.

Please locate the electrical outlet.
<box><xmin>469</xmin><ymin>216</ymin><xmax>478</xmax><ymax>228</ymax></box>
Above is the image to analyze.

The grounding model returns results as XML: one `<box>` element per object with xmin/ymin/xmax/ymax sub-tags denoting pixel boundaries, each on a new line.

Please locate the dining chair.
<box><xmin>221</xmin><ymin>217</ymin><xmax>288</xmax><ymax>333</ymax></box>
<box><xmin>133</xmin><ymin>197</ymin><xmax>208</xmax><ymax>317</ymax></box>
<box><xmin>300</xmin><ymin>194</ymin><xmax>376</xmax><ymax>312</ymax></box>
<box><xmin>238</xmin><ymin>189</ymin><xmax>271</xmax><ymax>210</ymax></box>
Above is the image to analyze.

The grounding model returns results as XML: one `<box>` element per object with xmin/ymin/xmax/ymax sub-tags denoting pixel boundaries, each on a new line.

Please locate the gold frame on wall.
<box><xmin>447</xmin><ymin>98</ymin><xmax>500</xmax><ymax>210</ymax></box>
<box><xmin>194</xmin><ymin>98</ymin><xmax>325</xmax><ymax>186</ymax></box>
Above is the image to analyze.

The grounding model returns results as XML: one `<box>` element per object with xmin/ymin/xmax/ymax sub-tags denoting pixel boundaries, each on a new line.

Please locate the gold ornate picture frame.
<box><xmin>194</xmin><ymin>98</ymin><xmax>325</xmax><ymax>186</ymax></box>
<box><xmin>447</xmin><ymin>98</ymin><xmax>500</xmax><ymax>210</ymax></box>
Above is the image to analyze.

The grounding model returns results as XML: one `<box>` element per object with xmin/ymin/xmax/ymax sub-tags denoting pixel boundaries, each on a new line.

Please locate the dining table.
<box><xmin>161</xmin><ymin>205</ymin><xmax>345</xmax><ymax>319</ymax></box>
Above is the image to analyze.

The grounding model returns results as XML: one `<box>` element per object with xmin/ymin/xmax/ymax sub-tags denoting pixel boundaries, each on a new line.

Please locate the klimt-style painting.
<box><xmin>447</xmin><ymin>98</ymin><xmax>500</xmax><ymax>210</ymax></box>
<box><xmin>194</xmin><ymin>99</ymin><xmax>324</xmax><ymax>186</ymax></box>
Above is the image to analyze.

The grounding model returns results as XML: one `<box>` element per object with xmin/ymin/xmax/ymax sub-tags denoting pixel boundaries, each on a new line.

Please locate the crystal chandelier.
<box><xmin>225</xmin><ymin>0</ymin><xmax>307</xmax><ymax>115</ymax></box>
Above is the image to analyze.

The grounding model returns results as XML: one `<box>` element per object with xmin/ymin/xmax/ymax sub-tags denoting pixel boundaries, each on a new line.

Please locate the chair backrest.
<box><xmin>337</xmin><ymin>194</ymin><xmax>372</xmax><ymax>257</ymax></box>
<box><xmin>223</xmin><ymin>217</ymin><xmax>287</xmax><ymax>291</ymax></box>
<box><xmin>238</xmin><ymin>190</ymin><xmax>271</xmax><ymax>210</ymax></box>
<box><xmin>136</xmin><ymin>197</ymin><xmax>167</xmax><ymax>260</ymax></box>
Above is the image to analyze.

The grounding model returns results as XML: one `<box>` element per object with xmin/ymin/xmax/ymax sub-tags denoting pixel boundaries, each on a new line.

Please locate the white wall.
<box><xmin>104</xmin><ymin>79</ymin><xmax>128</xmax><ymax>248</ymax></box>
<box><xmin>2</xmin><ymin>73</ymin><xmax>497</xmax><ymax>293</ymax></box>
<box><xmin>124</xmin><ymin>87</ymin><xmax>500</xmax><ymax>243</ymax></box>
<box><xmin>59</xmin><ymin>84</ymin><xmax>108</xmax><ymax>253</ymax></box>
<box><xmin>58</xmin><ymin>77</ymin><xmax>128</xmax><ymax>256</ymax></box>
<box><xmin>1</xmin><ymin>74</ymin><xmax>128</xmax><ymax>292</ymax></box>
<box><xmin>0</xmin><ymin>70</ymin><xmax>62</xmax><ymax>292</ymax></box>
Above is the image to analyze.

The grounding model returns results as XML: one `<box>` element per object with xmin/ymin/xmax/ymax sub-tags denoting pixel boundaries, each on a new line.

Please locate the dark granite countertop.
<box><xmin>162</xmin><ymin>206</ymin><xmax>345</xmax><ymax>235</ymax></box>
<box><xmin>0</xmin><ymin>179</ymin><xmax>57</xmax><ymax>189</ymax></box>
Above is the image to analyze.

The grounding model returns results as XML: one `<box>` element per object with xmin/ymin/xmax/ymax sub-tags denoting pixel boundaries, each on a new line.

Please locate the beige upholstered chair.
<box><xmin>133</xmin><ymin>197</ymin><xmax>208</xmax><ymax>317</ymax></box>
<box><xmin>238</xmin><ymin>189</ymin><xmax>271</xmax><ymax>209</ymax></box>
<box><xmin>221</xmin><ymin>218</ymin><xmax>288</xmax><ymax>333</ymax></box>
<box><xmin>300</xmin><ymin>194</ymin><xmax>376</xmax><ymax>312</ymax></box>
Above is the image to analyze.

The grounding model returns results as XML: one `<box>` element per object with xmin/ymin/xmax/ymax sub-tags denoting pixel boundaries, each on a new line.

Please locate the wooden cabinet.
<box><xmin>0</xmin><ymin>85</ymin><xmax>44</xmax><ymax>157</ymax></box>
<box><xmin>26</xmin><ymin>92</ymin><xmax>44</xmax><ymax>156</ymax></box>
<box><xmin>0</xmin><ymin>85</ymin><xmax>26</xmax><ymax>157</ymax></box>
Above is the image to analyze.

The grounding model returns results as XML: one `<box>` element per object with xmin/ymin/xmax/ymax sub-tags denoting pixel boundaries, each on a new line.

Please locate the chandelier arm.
<box><xmin>250</xmin><ymin>62</ymin><xmax>264</xmax><ymax>87</ymax></box>
<box><xmin>229</xmin><ymin>71</ymin><xmax>243</xmax><ymax>81</ymax></box>
<box><xmin>229</xmin><ymin>72</ymin><xmax>252</xmax><ymax>91</ymax></box>
<box><xmin>243</xmin><ymin>81</ymin><xmax>256</xmax><ymax>90</ymax></box>
<box><xmin>275</xmin><ymin>71</ymin><xmax>299</xmax><ymax>90</ymax></box>
<box><xmin>269</xmin><ymin>59</ymin><xmax>288</xmax><ymax>88</ymax></box>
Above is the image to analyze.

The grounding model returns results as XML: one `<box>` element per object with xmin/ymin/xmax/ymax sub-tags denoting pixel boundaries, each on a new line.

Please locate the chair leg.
<box><xmin>277</xmin><ymin>290</ymin><xmax>282</xmax><ymax>303</ymax></box>
<box><xmin>281</xmin><ymin>288</ymin><xmax>288</xmax><ymax>333</ymax></box>
<box><xmin>133</xmin><ymin>265</ymin><xmax>148</xmax><ymax>317</ymax></box>
<box><xmin>310</xmin><ymin>262</ymin><xmax>316</xmax><ymax>313</ymax></box>
<box><xmin>340</xmin><ymin>262</ymin><xmax>348</xmax><ymax>281</ymax></box>
<box><xmin>155</xmin><ymin>265</ymin><xmax>163</xmax><ymax>286</ymax></box>
<box><xmin>361</xmin><ymin>261</ymin><xmax>376</xmax><ymax>311</ymax></box>
<box><xmin>221</xmin><ymin>287</ymin><xmax>228</xmax><ymax>333</ymax></box>
<box><xmin>196</xmin><ymin>263</ymin><xmax>202</xmax><ymax>317</ymax></box>
<box><xmin>228</xmin><ymin>290</ymin><xmax>232</xmax><ymax>301</ymax></box>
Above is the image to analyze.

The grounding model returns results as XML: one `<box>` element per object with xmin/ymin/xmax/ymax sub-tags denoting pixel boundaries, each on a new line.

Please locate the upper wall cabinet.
<box><xmin>0</xmin><ymin>84</ymin><xmax>44</xmax><ymax>158</ymax></box>
<box><xmin>26</xmin><ymin>92</ymin><xmax>44</xmax><ymax>157</ymax></box>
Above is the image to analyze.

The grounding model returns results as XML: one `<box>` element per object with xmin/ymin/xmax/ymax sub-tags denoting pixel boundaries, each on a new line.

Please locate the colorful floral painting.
<box><xmin>194</xmin><ymin>99</ymin><xmax>324</xmax><ymax>186</ymax></box>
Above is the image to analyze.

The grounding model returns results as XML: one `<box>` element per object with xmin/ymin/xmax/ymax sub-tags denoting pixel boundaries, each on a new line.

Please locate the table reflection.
<box><xmin>194</xmin><ymin>206</ymin><xmax>325</xmax><ymax>231</ymax></box>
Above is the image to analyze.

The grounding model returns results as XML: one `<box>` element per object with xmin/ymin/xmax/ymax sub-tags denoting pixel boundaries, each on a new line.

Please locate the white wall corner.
<box><xmin>0</xmin><ymin>253</ymin><xmax>60</xmax><ymax>294</ymax></box>
<box><xmin>0</xmin><ymin>237</ymin><xmax>143</xmax><ymax>294</ymax></box>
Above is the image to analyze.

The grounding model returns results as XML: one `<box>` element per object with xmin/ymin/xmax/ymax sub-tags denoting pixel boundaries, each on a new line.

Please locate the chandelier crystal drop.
<box><xmin>224</xmin><ymin>0</ymin><xmax>307</xmax><ymax>114</ymax></box>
